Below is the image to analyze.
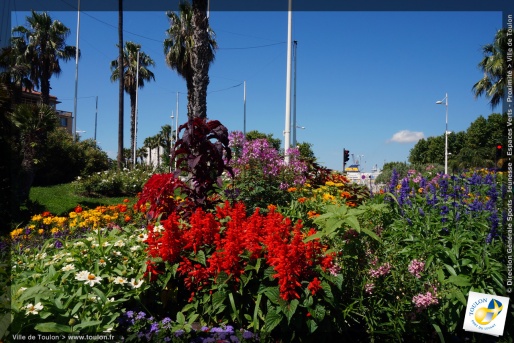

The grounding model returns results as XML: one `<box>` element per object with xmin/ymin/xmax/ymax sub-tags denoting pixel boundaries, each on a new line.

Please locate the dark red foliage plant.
<box><xmin>172</xmin><ymin>118</ymin><xmax>233</xmax><ymax>208</ymax></box>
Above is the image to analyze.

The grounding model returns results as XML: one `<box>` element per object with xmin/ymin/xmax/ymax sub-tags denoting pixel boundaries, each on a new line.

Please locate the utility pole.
<box><xmin>292</xmin><ymin>40</ymin><xmax>298</xmax><ymax>147</ymax></box>
<box><xmin>72</xmin><ymin>0</ymin><xmax>81</xmax><ymax>142</ymax></box>
<box><xmin>284</xmin><ymin>0</ymin><xmax>293</xmax><ymax>164</ymax></box>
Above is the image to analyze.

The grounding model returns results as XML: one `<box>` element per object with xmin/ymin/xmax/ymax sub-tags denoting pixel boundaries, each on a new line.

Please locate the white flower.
<box><xmin>112</xmin><ymin>251</ymin><xmax>122</xmax><ymax>257</ymax></box>
<box><xmin>153</xmin><ymin>225</ymin><xmax>165</xmax><ymax>233</ymax></box>
<box><xmin>130</xmin><ymin>245</ymin><xmax>140</xmax><ymax>252</ymax></box>
<box><xmin>24</xmin><ymin>302</ymin><xmax>43</xmax><ymax>315</ymax></box>
<box><xmin>73</xmin><ymin>241</ymin><xmax>85</xmax><ymax>247</ymax></box>
<box><xmin>61</xmin><ymin>264</ymin><xmax>75</xmax><ymax>272</ymax></box>
<box><xmin>107</xmin><ymin>297</ymin><xmax>115</xmax><ymax>303</ymax></box>
<box><xmin>114</xmin><ymin>240</ymin><xmax>125</xmax><ymax>247</ymax></box>
<box><xmin>113</xmin><ymin>276</ymin><xmax>126</xmax><ymax>285</ymax></box>
<box><xmin>86</xmin><ymin>237</ymin><xmax>94</xmax><ymax>242</ymax></box>
<box><xmin>101</xmin><ymin>241</ymin><xmax>111</xmax><ymax>247</ymax></box>
<box><xmin>65</xmin><ymin>257</ymin><xmax>75</xmax><ymax>263</ymax></box>
<box><xmin>98</xmin><ymin>258</ymin><xmax>107</xmax><ymax>267</ymax></box>
<box><xmin>16</xmin><ymin>287</ymin><xmax>27</xmax><ymax>294</ymax></box>
<box><xmin>91</xmin><ymin>243</ymin><xmax>99</xmax><ymax>249</ymax></box>
<box><xmin>88</xmin><ymin>295</ymin><xmax>99</xmax><ymax>303</ymax></box>
<box><xmin>136</xmin><ymin>233</ymin><xmax>148</xmax><ymax>242</ymax></box>
<box><xmin>75</xmin><ymin>270</ymin><xmax>102</xmax><ymax>287</ymax></box>
<box><xmin>128</xmin><ymin>278</ymin><xmax>144</xmax><ymax>289</ymax></box>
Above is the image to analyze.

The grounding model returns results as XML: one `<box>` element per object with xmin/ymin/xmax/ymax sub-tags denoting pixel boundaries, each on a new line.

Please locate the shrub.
<box><xmin>73</xmin><ymin>167</ymin><xmax>153</xmax><ymax>197</ymax></box>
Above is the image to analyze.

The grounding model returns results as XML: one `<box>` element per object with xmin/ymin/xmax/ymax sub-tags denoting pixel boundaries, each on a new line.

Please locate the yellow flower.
<box><xmin>325</xmin><ymin>181</ymin><xmax>335</xmax><ymax>187</ymax></box>
<box><xmin>287</xmin><ymin>187</ymin><xmax>297</xmax><ymax>192</ymax></box>
<box><xmin>418</xmin><ymin>188</ymin><xmax>424</xmax><ymax>193</ymax></box>
<box><xmin>31</xmin><ymin>214</ymin><xmax>43</xmax><ymax>222</ymax></box>
<box><xmin>43</xmin><ymin>217</ymin><xmax>53</xmax><ymax>225</ymax></box>
<box><xmin>38</xmin><ymin>229</ymin><xmax>44</xmax><ymax>235</ymax></box>
<box><xmin>69</xmin><ymin>212</ymin><xmax>77</xmax><ymax>219</ymax></box>
<box><xmin>322</xmin><ymin>193</ymin><xmax>335</xmax><ymax>201</ymax></box>
<box><xmin>51</xmin><ymin>227</ymin><xmax>60</xmax><ymax>234</ymax></box>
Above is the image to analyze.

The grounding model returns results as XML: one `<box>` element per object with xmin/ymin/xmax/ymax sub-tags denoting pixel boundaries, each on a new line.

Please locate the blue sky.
<box><xmin>10</xmin><ymin>9</ymin><xmax>503</xmax><ymax>171</ymax></box>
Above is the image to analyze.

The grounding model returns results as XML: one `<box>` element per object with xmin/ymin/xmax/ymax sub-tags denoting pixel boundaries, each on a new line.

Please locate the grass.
<box><xmin>24</xmin><ymin>183</ymin><xmax>137</xmax><ymax>217</ymax></box>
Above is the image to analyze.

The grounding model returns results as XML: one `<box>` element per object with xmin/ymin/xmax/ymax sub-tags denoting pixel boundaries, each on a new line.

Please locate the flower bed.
<box><xmin>3</xmin><ymin>167</ymin><xmax>512</xmax><ymax>342</ymax></box>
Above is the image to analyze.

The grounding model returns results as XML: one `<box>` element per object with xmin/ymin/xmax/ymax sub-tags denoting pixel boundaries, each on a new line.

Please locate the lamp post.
<box><xmin>292</xmin><ymin>125</ymin><xmax>305</xmax><ymax>147</ymax></box>
<box><xmin>436</xmin><ymin>93</ymin><xmax>448</xmax><ymax>175</ymax></box>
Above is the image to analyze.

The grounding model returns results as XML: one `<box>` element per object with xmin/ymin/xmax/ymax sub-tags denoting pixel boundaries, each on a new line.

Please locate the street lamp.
<box><xmin>292</xmin><ymin>125</ymin><xmax>305</xmax><ymax>147</ymax></box>
<box><xmin>436</xmin><ymin>93</ymin><xmax>448</xmax><ymax>175</ymax></box>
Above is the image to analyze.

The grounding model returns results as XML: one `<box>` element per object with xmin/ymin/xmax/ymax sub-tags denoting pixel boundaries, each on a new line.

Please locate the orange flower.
<box><xmin>124</xmin><ymin>215</ymin><xmax>131</xmax><ymax>222</ymax></box>
<box><xmin>340</xmin><ymin>191</ymin><xmax>351</xmax><ymax>199</ymax></box>
<box><xmin>123</xmin><ymin>198</ymin><xmax>130</xmax><ymax>203</ymax></box>
<box><xmin>267</xmin><ymin>204</ymin><xmax>277</xmax><ymax>212</ymax></box>
<box><xmin>307</xmin><ymin>210</ymin><xmax>319</xmax><ymax>218</ymax></box>
<box><xmin>287</xmin><ymin>187</ymin><xmax>297</xmax><ymax>192</ymax></box>
<box><xmin>298</xmin><ymin>197</ymin><xmax>307</xmax><ymax>203</ymax></box>
<box><xmin>346</xmin><ymin>201</ymin><xmax>357</xmax><ymax>207</ymax></box>
<box><xmin>74</xmin><ymin>205</ymin><xmax>83</xmax><ymax>213</ymax></box>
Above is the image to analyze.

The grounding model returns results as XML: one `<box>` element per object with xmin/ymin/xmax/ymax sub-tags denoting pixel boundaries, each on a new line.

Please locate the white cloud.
<box><xmin>388</xmin><ymin>130</ymin><xmax>424</xmax><ymax>143</ymax></box>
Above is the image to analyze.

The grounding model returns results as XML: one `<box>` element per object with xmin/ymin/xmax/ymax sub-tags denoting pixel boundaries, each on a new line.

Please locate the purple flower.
<box><xmin>125</xmin><ymin>311</ymin><xmax>134</xmax><ymax>318</ymax></box>
<box><xmin>135</xmin><ymin>311</ymin><xmax>146</xmax><ymax>320</ymax></box>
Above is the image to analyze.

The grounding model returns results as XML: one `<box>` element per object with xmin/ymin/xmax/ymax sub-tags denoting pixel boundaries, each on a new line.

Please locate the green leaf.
<box><xmin>253</xmin><ymin>293</ymin><xmax>262</xmax><ymax>331</ymax></box>
<box><xmin>281</xmin><ymin>299</ymin><xmax>299</xmax><ymax>323</ymax></box>
<box><xmin>262</xmin><ymin>286</ymin><xmax>281</xmax><ymax>305</ymax></box>
<box><xmin>444</xmin><ymin>264</ymin><xmax>457</xmax><ymax>277</ymax></box>
<box><xmin>450</xmin><ymin>288</ymin><xmax>467</xmax><ymax>306</ymax></box>
<box><xmin>73</xmin><ymin>320</ymin><xmax>102</xmax><ymax>331</ymax></box>
<box><xmin>360</xmin><ymin>227</ymin><xmax>381</xmax><ymax>241</ymax></box>
<box><xmin>176</xmin><ymin>312</ymin><xmax>186</xmax><ymax>325</ymax></box>
<box><xmin>212</xmin><ymin>291</ymin><xmax>226</xmax><ymax>311</ymax></box>
<box><xmin>264</xmin><ymin>310</ymin><xmax>283</xmax><ymax>332</ymax></box>
<box><xmin>70</xmin><ymin>302</ymin><xmax>83</xmax><ymax>316</ymax></box>
<box><xmin>35</xmin><ymin>322</ymin><xmax>72</xmax><ymax>333</ymax></box>
<box><xmin>447</xmin><ymin>275</ymin><xmax>471</xmax><ymax>287</ymax></box>
<box><xmin>192</xmin><ymin>250</ymin><xmax>206</xmax><ymax>266</ymax></box>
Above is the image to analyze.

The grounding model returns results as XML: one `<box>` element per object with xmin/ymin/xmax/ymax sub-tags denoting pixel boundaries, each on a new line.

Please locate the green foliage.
<box><xmin>35</xmin><ymin>130</ymin><xmax>110</xmax><ymax>186</ymax></box>
<box><xmin>245</xmin><ymin>130</ymin><xmax>281</xmax><ymax>151</ymax></box>
<box><xmin>408</xmin><ymin>113</ymin><xmax>507</xmax><ymax>170</ymax></box>
<box><xmin>72</xmin><ymin>167</ymin><xmax>153</xmax><ymax>198</ymax></box>
<box><xmin>9</xmin><ymin>224</ymin><xmax>150</xmax><ymax>336</ymax></box>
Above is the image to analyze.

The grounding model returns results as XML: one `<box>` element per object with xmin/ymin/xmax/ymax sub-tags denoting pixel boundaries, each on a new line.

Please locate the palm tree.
<box><xmin>111</xmin><ymin>41</ymin><xmax>155</xmax><ymax>164</ymax></box>
<box><xmin>143</xmin><ymin>136</ymin><xmax>155</xmax><ymax>166</ymax></box>
<box><xmin>117</xmin><ymin>0</ymin><xmax>124</xmax><ymax>170</ymax></box>
<box><xmin>136</xmin><ymin>146</ymin><xmax>148</xmax><ymax>165</ymax></box>
<box><xmin>164</xmin><ymin>1</ymin><xmax>216</xmax><ymax>119</ymax></box>
<box><xmin>191</xmin><ymin>0</ymin><xmax>214</xmax><ymax>118</ymax></box>
<box><xmin>9</xmin><ymin>104</ymin><xmax>57</xmax><ymax>201</ymax></box>
<box><xmin>159</xmin><ymin>124</ymin><xmax>173</xmax><ymax>167</ymax></box>
<box><xmin>11</xmin><ymin>11</ymin><xmax>77</xmax><ymax>105</ymax></box>
<box><xmin>472</xmin><ymin>28</ymin><xmax>512</xmax><ymax>109</ymax></box>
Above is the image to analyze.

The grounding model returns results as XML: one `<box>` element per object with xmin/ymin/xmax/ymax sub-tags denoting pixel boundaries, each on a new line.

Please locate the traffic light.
<box><xmin>344</xmin><ymin>149</ymin><xmax>350</xmax><ymax>164</ymax></box>
<box><xmin>496</xmin><ymin>144</ymin><xmax>502</xmax><ymax>159</ymax></box>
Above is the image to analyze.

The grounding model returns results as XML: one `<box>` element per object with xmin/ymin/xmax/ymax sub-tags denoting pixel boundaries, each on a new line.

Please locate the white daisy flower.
<box><xmin>113</xmin><ymin>276</ymin><xmax>126</xmax><ymax>285</ymax></box>
<box><xmin>114</xmin><ymin>240</ymin><xmax>125</xmax><ymax>247</ymax></box>
<box><xmin>61</xmin><ymin>264</ymin><xmax>75</xmax><ymax>272</ymax></box>
<box><xmin>130</xmin><ymin>245</ymin><xmax>140</xmax><ymax>252</ymax></box>
<box><xmin>24</xmin><ymin>302</ymin><xmax>43</xmax><ymax>315</ymax></box>
<box><xmin>153</xmin><ymin>225</ymin><xmax>165</xmax><ymax>233</ymax></box>
<box><xmin>112</xmin><ymin>251</ymin><xmax>122</xmax><ymax>257</ymax></box>
<box><xmin>98</xmin><ymin>258</ymin><xmax>107</xmax><ymax>267</ymax></box>
<box><xmin>86</xmin><ymin>237</ymin><xmax>94</xmax><ymax>242</ymax></box>
<box><xmin>75</xmin><ymin>270</ymin><xmax>102</xmax><ymax>287</ymax></box>
<box><xmin>128</xmin><ymin>278</ymin><xmax>144</xmax><ymax>289</ymax></box>
<box><xmin>136</xmin><ymin>233</ymin><xmax>148</xmax><ymax>242</ymax></box>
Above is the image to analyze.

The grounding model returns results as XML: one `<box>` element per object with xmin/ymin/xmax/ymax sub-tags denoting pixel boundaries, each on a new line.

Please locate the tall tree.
<box><xmin>472</xmin><ymin>28</ymin><xmax>512</xmax><ymax>109</ymax></box>
<box><xmin>8</xmin><ymin>104</ymin><xmax>57</xmax><ymax>201</ymax></box>
<box><xmin>117</xmin><ymin>0</ymin><xmax>125</xmax><ymax>170</ymax></box>
<box><xmin>191</xmin><ymin>0</ymin><xmax>213</xmax><ymax>118</ymax></box>
<box><xmin>110</xmin><ymin>41</ymin><xmax>155</xmax><ymax>164</ymax></box>
<box><xmin>11</xmin><ymin>11</ymin><xmax>77</xmax><ymax>105</ymax></box>
<box><xmin>164</xmin><ymin>1</ymin><xmax>216</xmax><ymax>119</ymax></box>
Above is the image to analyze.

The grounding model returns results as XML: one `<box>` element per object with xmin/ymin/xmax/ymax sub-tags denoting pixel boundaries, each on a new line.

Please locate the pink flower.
<box><xmin>368</xmin><ymin>262</ymin><xmax>391</xmax><ymax>278</ymax></box>
<box><xmin>408</xmin><ymin>259</ymin><xmax>425</xmax><ymax>278</ymax></box>
<box><xmin>365</xmin><ymin>283</ymin><xmax>375</xmax><ymax>294</ymax></box>
<box><xmin>412</xmin><ymin>291</ymin><xmax>438</xmax><ymax>311</ymax></box>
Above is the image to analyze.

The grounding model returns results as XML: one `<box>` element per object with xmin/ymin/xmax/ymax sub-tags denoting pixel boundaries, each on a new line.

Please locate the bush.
<box><xmin>73</xmin><ymin>167</ymin><xmax>153</xmax><ymax>197</ymax></box>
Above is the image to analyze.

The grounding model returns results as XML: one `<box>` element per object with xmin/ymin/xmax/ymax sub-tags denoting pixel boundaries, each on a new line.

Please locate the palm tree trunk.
<box><xmin>117</xmin><ymin>0</ymin><xmax>124</xmax><ymax>170</ymax></box>
<box><xmin>191</xmin><ymin>0</ymin><xmax>211</xmax><ymax>119</ymax></box>
<box><xmin>40</xmin><ymin>60</ymin><xmax>51</xmax><ymax>105</ymax></box>
<box><xmin>130</xmin><ymin>90</ymin><xmax>136</xmax><ymax>166</ymax></box>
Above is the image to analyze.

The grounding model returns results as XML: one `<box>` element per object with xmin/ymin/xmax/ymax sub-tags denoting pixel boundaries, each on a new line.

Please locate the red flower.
<box><xmin>307</xmin><ymin>277</ymin><xmax>322</xmax><ymax>295</ymax></box>
<box><xmin>74</xmin><ymin>205</ymin><xmax>83</xmax><ymax>213</ymax></box>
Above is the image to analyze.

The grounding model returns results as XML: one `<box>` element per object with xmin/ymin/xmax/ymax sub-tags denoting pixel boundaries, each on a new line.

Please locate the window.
<box><xmin>60</xmin><ymin>117</ymin><xmax>67</xmax><ymax>127</ymax></box>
